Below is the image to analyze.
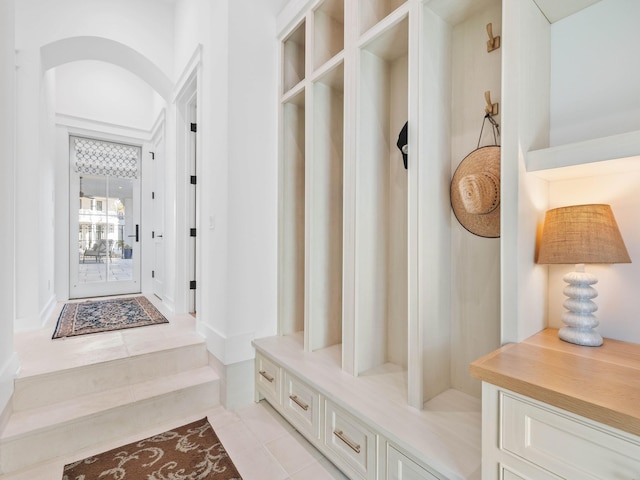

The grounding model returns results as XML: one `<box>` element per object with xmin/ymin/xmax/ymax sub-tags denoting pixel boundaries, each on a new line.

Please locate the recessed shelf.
<box><xmin>355</xmin><ymin>12</ymin><xmax>408</xmax><ymax>375</ymax></box>
<box><xmin>280</xmin><ymin>91</ymin><xmax>306</xmax><ymax>337</ymax></box>
<box><xmin>312</xmin><ymin>57</ymin><xmax>344</xmax><ymax>91</ymax></box>
<box><xmin>527</xmin><ymin>130</ymin><xmax>640</xmax><ymax>180</ymax></box>
<box><xmin>282</xmin><ymin>19</ymin><xmax>306</xmax><ymax>94</ymax></box>
<box><xmin>359</xmin><ymin>0</ymin><xmax>407</xmax><ymax>37</ymax></box>
<box><xmin>313</xmin><ymin>0</ymin><xmax>344</xmax><ymax>70</ymax></box>
<box><xmin>281</xmin><ymin>81</ymin><xmax>305</xmax><ymax>105</ymax></box>
<box><xmin>308</xmin><ymin>60</ymin><xmax>344</xmax><ymax>352</ymax></box>
<box><xmin>359</xmin><ymin>7</ymin><xmax>409</xmax><ymax>61</ymax></box>
<box><xmin>425</xmin><ymin>0</ymin><xmax>499</xmax><ymax>26</ymax></box>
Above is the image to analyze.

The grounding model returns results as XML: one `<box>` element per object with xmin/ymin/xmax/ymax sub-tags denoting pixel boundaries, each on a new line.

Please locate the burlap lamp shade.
<box><xmin>537</xmin><ymin>204</ymin><xmax>631</xmax><ymax>347</ymax></box>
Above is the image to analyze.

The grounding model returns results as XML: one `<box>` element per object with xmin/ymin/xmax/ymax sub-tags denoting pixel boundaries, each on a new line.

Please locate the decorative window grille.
<box><xmin>72</xmin><ymin>137</ymin><xmax>139</xmax><ymax>179</ymax></box>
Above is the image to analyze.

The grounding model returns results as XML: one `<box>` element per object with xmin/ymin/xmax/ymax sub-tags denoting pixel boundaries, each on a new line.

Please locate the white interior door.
<box><xmin>69</xmin><ymin>136</ymin><xmax>142</xmax><ymax>298</ymax></box>
<box><xmin>151</xmin><ymin>130</ymin><xmax>165</xmax><ymax>299</ymax></box>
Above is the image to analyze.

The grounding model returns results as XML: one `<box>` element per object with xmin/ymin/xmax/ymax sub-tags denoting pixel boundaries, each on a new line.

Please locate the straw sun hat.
<box><xmin>450</xmin><ymin>145</ymin><xmax>501</xmax><ymax>238</ymax></box>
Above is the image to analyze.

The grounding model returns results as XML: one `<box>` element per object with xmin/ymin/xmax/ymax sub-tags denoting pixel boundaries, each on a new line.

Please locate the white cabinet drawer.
<box><xmin>282</xmin><ymin>370</ymin><xmax>320</xmax><ymax>439</ymax></box>
<box><xmin>255</xmin><ymin>352</ymin><xmax>281</xmax><ymax>405</ymax></box>
<box><xmin>501</xmin><ymin>392</ymin><xmax>640</xmax><ymax>479</ymax></box>
<box><xmin>387</xmin><ymin>444</ymin><xmax>438</xmax><ymax>480</ymax></box>
<box><xmin>324</xmin><ymin>400</ymin><xmax>377</xmax><ymax>480</ymax></box>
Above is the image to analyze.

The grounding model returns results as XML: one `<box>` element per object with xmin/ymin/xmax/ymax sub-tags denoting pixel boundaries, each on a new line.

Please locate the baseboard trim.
<box><xmin>14</xmin><ymin>294</ymin><xmax>56</xmax><ymax>333</ymax></box>
<box><xmin>0</xmin><ymin>352</ymin><xmax>19</xmax><ymax>432</ymax></box>
<box><xmin>208</xmin><ymin>354</ymin><xmax>254</xmax><ymax>410</ymax></box>
<box><xmin>196</xmin><ymin>322</ymin><xmax>254</xmax><ymax>366</ymax></box>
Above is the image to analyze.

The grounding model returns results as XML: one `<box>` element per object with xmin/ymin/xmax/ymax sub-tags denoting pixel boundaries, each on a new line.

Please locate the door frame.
<box><xmin>150</xmin><ymin>114</ymin><xmax>166</xmax><ymax>299</ymax></box>
<box><xmin>54</xmin><ymin>119</ymin><xmax>152</xmax><ymax>302</ymax></box>
<box><xmin>174</xmin><ymin>67</ymin><xmax>201</xmax><ymax>315</ymax></box>
<box><xmin>68</xmin><ymin>134</ymin><xmax>143</xmax><ymax>299</ymax></box>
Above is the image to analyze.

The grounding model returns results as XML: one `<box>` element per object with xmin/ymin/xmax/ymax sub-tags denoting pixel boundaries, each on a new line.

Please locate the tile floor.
<box><xmin>77</xmin><ymin>257</ymin><xmax>133</xmax><ymax>284</ymax></box>
<box><xmin>3</xmin><ymin>296</ymin><xmax>349</xmax><ymax>480</ymax></box>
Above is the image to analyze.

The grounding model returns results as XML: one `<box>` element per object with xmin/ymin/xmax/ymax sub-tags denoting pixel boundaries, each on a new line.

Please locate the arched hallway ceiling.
<box><xmin>41</xmin><ymin>36</ymin><xmax>173</xmax><ymax>100</ymax></box>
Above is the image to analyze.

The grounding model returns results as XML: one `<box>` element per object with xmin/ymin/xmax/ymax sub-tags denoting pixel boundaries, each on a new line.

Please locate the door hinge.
<box><xmin>190</xmin><ymin>175</ymin><xmax>197</xmax><ymax>185</ymax></box>
<box><xmin>190</xmin><ymin>280</ymin><xmax>197</xmax><ymax>290</ymax></box>
<box><xmin>152</xmin><ymin>270</ymin><xmax>155</xmax><ymax>278</ymax></box>
<box><xmin>152</xmin><ymin>191</ymin><xmax>155</xmax><ymax>199</ymax></box>
<box><xmin>190</xmin><ymin>228</ymin><xmax>197</xmax><ymax>237</ymax></box>
<box><xmin>190</xmin><ymin>123</ymin><xmax>197</xmax><ymax>133</ymax></box>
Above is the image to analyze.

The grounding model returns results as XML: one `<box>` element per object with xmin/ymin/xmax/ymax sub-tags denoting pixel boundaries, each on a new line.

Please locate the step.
<box><xmin>12</xmin><ymin>338</ymin><xmax>208</xmax><ymax>412</ymax></box>
<box><xmin>0</xmin><ymin>365</ymin><xmax>220</xmax><ymax>474</ymax></box>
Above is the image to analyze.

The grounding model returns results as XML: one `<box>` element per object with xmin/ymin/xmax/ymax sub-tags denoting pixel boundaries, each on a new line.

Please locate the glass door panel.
<box><xmin>70</xmin><ymin>137</ymin><xmax>141</xmax><ymax>298</ymax></box>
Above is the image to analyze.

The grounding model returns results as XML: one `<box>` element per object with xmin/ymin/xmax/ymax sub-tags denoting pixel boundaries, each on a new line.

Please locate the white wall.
<box><xmin>14</xmin><ymin>0</ymin><xmax>175</xmax><ymax>330</ymax></box>
<box><xmin>550</xmin><ymin>0</ymin><xmax>640</xmax><ymax>146</ymax></box>
<box><xmin>173</xmin><ymin>0</ymin><xmax>280</xmax><ymax>370</ymax></box>
<box><xmin>539</xmin><ymin>0</ymin><xmax>640</xmax><ymax>343</ymax></box>
<box><xmin>545</xmin><ymin>171</ymin><xmax>640</xmax><ymax>342</ymax></box>
<box><xmin>55</xmin><ymin>61</ymin><xmax>164</xmax><ymax>130</ymax></box>
<box><xmin>16</xmin><ymin>0</ymin><xmax>175</xmax><ymax>78</ymax></box>
<box><xmin>0</xmin><ymin>0</ymin><xmax>19</xmax><ymax>418</ymax></box>
<box><xmin>225</xmin><ymin>0</ymin><xmax>279</xmax><ymax>348</ymax></box>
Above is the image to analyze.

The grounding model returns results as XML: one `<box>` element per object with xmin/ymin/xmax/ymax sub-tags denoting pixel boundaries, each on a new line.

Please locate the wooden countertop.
<box><xmin>470</xmin><ymin>328</ymin><xmax>640</xmax><ymax>437</ymax></box>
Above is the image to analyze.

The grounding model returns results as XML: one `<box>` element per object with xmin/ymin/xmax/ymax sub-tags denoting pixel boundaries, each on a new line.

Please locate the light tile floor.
<box><xmin>77</xmin><ymin>257</ymin><xmax>133</xmax><ymax>284</ymax></box>
<box><xmin>3</xmin><ymin>296</ymin><xmax>349</xmax><ymax>480</ymax></box>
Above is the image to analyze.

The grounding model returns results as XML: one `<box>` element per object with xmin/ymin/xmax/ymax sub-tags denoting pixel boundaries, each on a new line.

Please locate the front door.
<box><xmin>69</xmin><ymin>136</ymin><xmax>142</xmax><ymax>298</ymax></box>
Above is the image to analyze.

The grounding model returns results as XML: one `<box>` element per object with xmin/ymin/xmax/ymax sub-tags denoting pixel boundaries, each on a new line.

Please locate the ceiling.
<box><xmin>533</xmin><ymin>0</ymin><xmax>602</xmax><ymax>23</ymax></box>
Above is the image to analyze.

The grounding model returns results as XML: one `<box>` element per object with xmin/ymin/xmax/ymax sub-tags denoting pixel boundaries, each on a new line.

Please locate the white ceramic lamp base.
<box><xmin>559</xmin><ymin>265</ymin><xmax>603</xmax><ymax>347</ymax></box>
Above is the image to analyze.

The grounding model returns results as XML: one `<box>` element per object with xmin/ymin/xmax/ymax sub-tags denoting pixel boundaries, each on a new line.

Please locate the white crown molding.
<box><xmin>55</xmin><ymin>113</ymin><xmax>153</xmax><ymax>143</ymax></box>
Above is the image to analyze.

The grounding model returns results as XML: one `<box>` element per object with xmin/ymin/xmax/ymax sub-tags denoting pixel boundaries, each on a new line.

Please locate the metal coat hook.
<box><xmin>485</xmin><ymin>90</ymin><xmax>499</xmax><ymax>116</ymax></box>
<box><xmin>486</xmin><ymin>23</ymin><xmax>500</xmax><ymax>52</ymax></box>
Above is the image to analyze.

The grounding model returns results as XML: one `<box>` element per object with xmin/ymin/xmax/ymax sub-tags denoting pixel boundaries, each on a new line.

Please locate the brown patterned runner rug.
<box><xmin>53</xmin><ymin>296</ymin><xmax>169</xmax><ymax>339</ymax></box>
<box><xmin>62</xmin><ymin>417</ymin><xmax>242</xmax><ymax>479</ymax></box>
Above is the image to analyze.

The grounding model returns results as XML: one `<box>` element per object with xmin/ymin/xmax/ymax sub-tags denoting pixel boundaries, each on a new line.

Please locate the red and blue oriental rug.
<box><xmin>52</xmin><ymin>296</ymin><xmax>168</xmax><ymax>339</ymax></box>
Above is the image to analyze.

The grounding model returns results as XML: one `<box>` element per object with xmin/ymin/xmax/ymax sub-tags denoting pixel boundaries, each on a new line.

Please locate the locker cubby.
<box><xmin>307</xmin><ymin>62</ymin><xmax>345</xmax><ymax>353</ymax></box>
<box><xmin>359</xmin><ymin>0</ymin><xmax>407</xmax><ymax>37</ymax></box>
<box><xmin>354</xmin><ymin>15</ymin><xmax>409</xmax><ymax>375</ymax></box>
<box><xmin>313</xmin><ymin>0</ymin><xmax>344</xmax><ymax>71</ymax></box>
<box><xmin>282</xmin><ymin>20</ymin><xmax>306</xmax><ymax>95</ymax></box>
<box><xmin>279</xmin><ymin>89</ymin><xmax>306</xmax><ymax>338</ymax></box>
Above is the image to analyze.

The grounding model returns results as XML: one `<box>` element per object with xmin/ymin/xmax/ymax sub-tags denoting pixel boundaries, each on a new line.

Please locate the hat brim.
<box><xmin>450</xmin><ymin>146</ymin><xmax>501</xmax><ymax>238</ymax></box>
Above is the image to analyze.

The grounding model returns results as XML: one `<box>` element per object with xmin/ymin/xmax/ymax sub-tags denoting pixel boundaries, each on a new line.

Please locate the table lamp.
<box><xmin>537</xmin><ymin>204</ymin><xmax>631</xmax><ymax>346</ymax></box>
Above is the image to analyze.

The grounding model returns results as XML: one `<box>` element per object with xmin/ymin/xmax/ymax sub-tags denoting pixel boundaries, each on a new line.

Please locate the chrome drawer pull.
<box><xmin>259</xmin><ymin>370</ymin><xmax>274</xmax><ymax>383</ymax></box>
<box><xmin>333</xmin><ymin>430</ymin><xmax>361</xmax><ymax>454</ymax></box>
<box><xmin>289</xmin><ymin>394</ymin><xmax>309</xmax><ymax>411</ymax></box>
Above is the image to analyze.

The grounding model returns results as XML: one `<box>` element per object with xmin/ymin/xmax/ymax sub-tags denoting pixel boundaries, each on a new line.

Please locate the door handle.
<box><xmin>157</xmin><ymin>234</ymin><xmax>163</xmax><ymax>238</ymax></box>
<box><xmin>127</xmin><ymin>224</ymin><xmax>139</xmax><ymax>242</ymax></box>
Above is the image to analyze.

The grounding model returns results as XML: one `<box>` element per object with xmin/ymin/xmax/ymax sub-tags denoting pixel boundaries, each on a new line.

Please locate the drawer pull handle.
<box><xmin>289</xmin><ymin>394</ymin><xmax>309</xmax><ymax>411</ymax></box>
<box><xmin>333</xmin><ymin>430</ymin><xmax>361</xmax><ymax>454</ymax></box>
<box><xmin>259</xmin><ymin>370</ymin><xmax>274</xmax><ymax>383</ymax></box>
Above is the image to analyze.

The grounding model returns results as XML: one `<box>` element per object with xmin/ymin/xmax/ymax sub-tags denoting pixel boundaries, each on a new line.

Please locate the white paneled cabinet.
<box><xmin>282</xmin><ymin>370</ymin><xmax>321</xmax><ymax>439</ymax></box>
<box><xmin>267</xmin><ymin>0</ymin><xmax>504</xmax><ymax>478</ymax></box>
<box><xmin>255</xmin><ymin>352</ymin><xmax>281</xmax><ymax>406</ymax></box>
<box><xmin>482</xmin><ymin>384</ymin><xmax>640</xmax><ymax>480</ymax></box>
<box><xmin>254</xmin><ymin>345</ymin><xmax>457</xmax><ymax>480</ymax></box>
<box><xmin>387</xmin><ymin>446</ymin><xmax>438</xmax><ymax>480</ymax></box>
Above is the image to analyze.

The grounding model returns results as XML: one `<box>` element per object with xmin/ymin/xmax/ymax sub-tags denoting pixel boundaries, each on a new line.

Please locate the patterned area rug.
<box><xmin>52</xmin><ymin>296</ymin><xmax>169</xmax><ymax>339</ymax></box>
<box><xmin>62</xmin><ymin>417</ymin><xmax>242</xmax><ymax>479</ymax></box>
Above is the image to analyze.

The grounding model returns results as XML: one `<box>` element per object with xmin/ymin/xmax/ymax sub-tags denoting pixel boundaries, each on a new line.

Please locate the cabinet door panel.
<box><xmin>324</xmin><ymin>400</ymin><xmax>377</xmax><ymax>479</ymax></box>
<box><xmin>387</xmin><ymin>445</ymin><xmax>438</xmax><ymax>480</ymax></box>
<box><xmin>502</xmin><ymin>392</ymin><xmax>640</xmax><ymax>479</ymax></box>
<box><xmin>255</xmin><ymin>352</ymin><xmax>282</xmax><ymax>405</ymax></box>
<box><xmin>283</xmin><ymin>370</ymin><xmax>320</xmax><ymax>438</ymax></box>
